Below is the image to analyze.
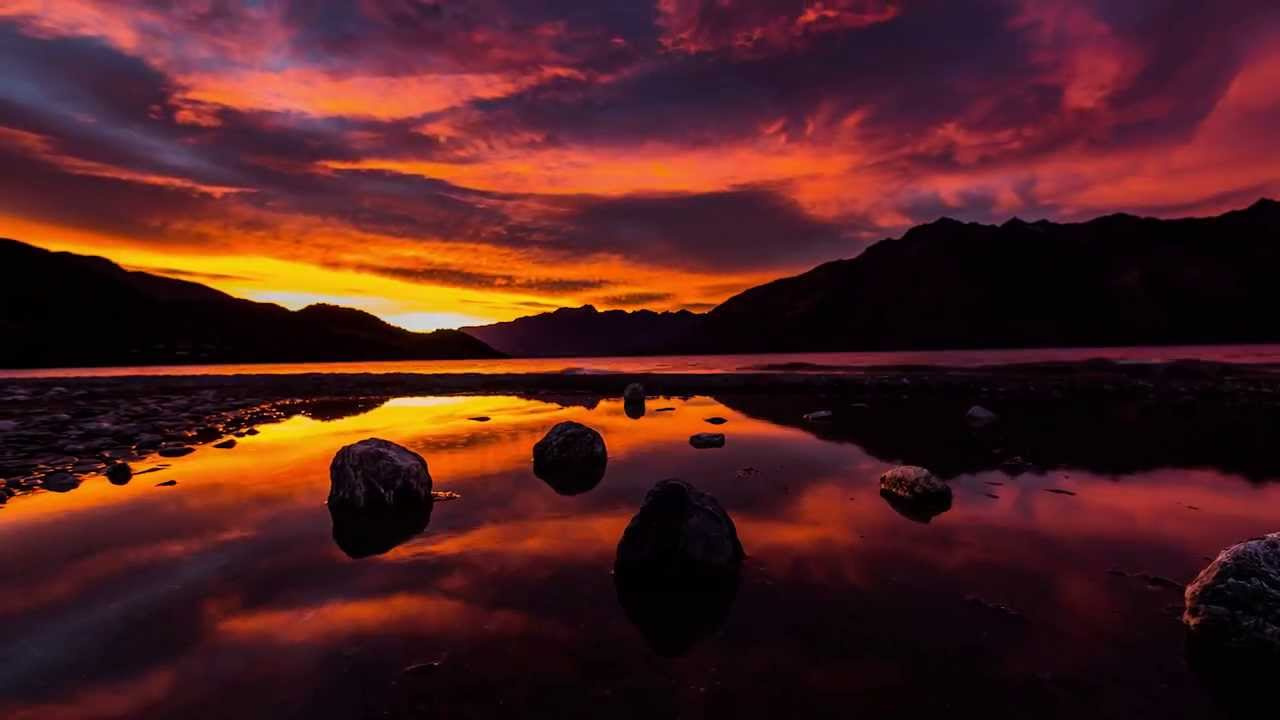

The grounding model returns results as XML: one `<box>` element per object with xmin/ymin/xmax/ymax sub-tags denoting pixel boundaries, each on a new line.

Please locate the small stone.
<box><xmin>879</xmin><ymin>466</ymin><xmax>952</xmax><ymax>523</ymax></box>
<box><xmin>105</xmin><ymin>462</ymin><xmax>133</xmax><ymax>485</ymax></box>
<box><xmin>704</xmin><ymin>417</ymin><xmax>728</xmax><ymax>425</ymax></box>
<box><xmin>158</xmin><ymin>446</ymin><xmax>195</xmax><ymax>458</ymax></box>
<box><xmin>689</xmin><ymin>433</ymin><xmax>725</xmax><ymax>449</ymax></box>
<box><xmin>41</xmin><ymin>471</ymin><xmax>80</xmax><ymax>493</ymax></box>
<box><xmin>966</xmin><ymin>405</ymin><xmax>999</xmax><ymax>428</ymax></box>
<box><xmin>467</xmin><ymin>416</ymin><xmax>491</xmax><ymax>422</ymax></box>
<box><xmin>155</xmin><ymin>479</ymin><xmax>178</xmax><ymax>487</ymax></box>
<box><xmin>213</xmin><ymin>438</ymin><xmax>237</xmax><ymax>449</ymax></box>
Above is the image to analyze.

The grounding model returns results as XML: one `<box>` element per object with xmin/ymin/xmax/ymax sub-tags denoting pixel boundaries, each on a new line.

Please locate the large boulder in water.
<box><xmin>533</xmin><ymin>421</ymin><xmax>608</xmax><ymax>495</ymax></box>
<box><xmin>615</xmin><ymin>480</ymin><xmax>743</xmax><ymax>656</ymax></box>
<box><xmin>329</xmin><ymin>438</ymin><xmax>432</xmax><ymax>511</ymax></box>
<box><xmin>879</xmin><ymin>465</ymin><xmax>952</xmax><ymax>523</ymax></box>
<box><xmin>328</xmin><ymin>438</ymin><xmax>434</xmax><ymax>558</ymax></box>
<box><xmin>1184</xmin><ymin>532</ymin><xmax>1280</xmax><ymax>656</ymax></box>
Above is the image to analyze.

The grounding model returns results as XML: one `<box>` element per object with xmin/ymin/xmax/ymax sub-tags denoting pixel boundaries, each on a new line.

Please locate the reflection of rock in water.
<box><xmin>615</xmin><ymin>479</ymin><xmax>743</xmax><ymax>656</ymax></box>
<box><xmin>533</xmin><ymin>421</ymin><xmax>608</xmax><ymax>495</ymax></box>
<box><xmin>879</xmin><ymin>465</ymin><xmax>952</xmax><ymax>523</ymax></box>
<box><xmin>1183</xmin><ymin>532</ymin><xmax>1280</xmax><ymax>710</ymax></box>
<box><xmin>329</xmin><ymin>501</ymin><xmax>432</xmax><ymax>559</ymax></box>
<box><xmin>328</xmin><ymin>438</ymin><xmax>435</xmax><ymax>558</ymax></box>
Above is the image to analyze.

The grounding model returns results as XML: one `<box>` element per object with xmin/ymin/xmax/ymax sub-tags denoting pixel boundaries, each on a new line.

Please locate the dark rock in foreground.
<box><xmin>329</xmin><ymin>438</ymin><xmax>433</xmax><ymax>512</ymax></box>
<box><xmin>1184</xmin><ymin>532</ymin><xmax>1280</xmax><ymax>713</ymax></box>
<box><xmin>41</xmin><ymin>471</ymin><xmax>79</xmax><ymax>493</ymax></box>
<box><xmin>1184</xmin><ymin>532</ymin><xmax>1280</xmax><ymax>656</ymax></box>
<box><xmin>615</xmin><ymin>480</ymin><xmax>743</xmax><ymax>656</ymax></box>
<box><xmin>532</xmin><ymin>421</ymin><xmax>607</xmax><ymax>495</ymax></box>
<box><xmin>689</xmin><ymin>432</ymin><xmax>725</xmax><ymax>449</ymax></box>
<box><xmin>879</xmin><ymin>465</ymin><xmax>952</xmax><ymax>523</ymax></box>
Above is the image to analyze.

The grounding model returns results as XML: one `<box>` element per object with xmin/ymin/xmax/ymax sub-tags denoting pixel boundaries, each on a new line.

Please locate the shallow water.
<box><xmin>1</xmin><ymin>394</ymin><xmax>1276</xmax><ymax>718</ymax></box>
<box><xmin>6</xmin><ymin>343</ymin><xmax>1280</xmax><ymax>378</ymax></box>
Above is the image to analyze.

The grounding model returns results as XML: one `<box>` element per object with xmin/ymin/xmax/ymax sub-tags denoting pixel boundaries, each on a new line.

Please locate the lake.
<box><xmin>1</xmin><ymin>391</ymin><xmax>1273</xmax><ymax>718</ymax></box>
<box><xmin>6</xmin><ymin>343</ymin><xmax>1280</xmax><ymax>378</ymax></box>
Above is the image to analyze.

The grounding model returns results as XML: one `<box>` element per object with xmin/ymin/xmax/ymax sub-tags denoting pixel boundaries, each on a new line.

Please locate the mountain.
<box><xmin>0</xmin><ymin>239</ymin><xmax>502</xmax><ymax>368</ymax></box>
<box><xmin>462</xmin><ymin>305</ymin><xmax>704</xmax><ymax>357</ymax></box>
<box><xmin>684</xmin><ymin>199</ymin><xmax>1280</xmax><ymax>353</ymax></box>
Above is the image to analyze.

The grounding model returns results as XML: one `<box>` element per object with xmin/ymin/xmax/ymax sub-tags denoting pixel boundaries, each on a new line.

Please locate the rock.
<box><xmin>158</xmin><ymin>446</ymin><xmax>195</xmax><ymax>458</ymax></box>
<box><xmin>704</xmin><ymin>417</ymin><xmax>728</xmax><ymax>425</ymax></box>
<box><xmin>654</xmin><ymin>407</ymin><xmax>676</xmax><ymax>412</ymax></box>
<box><xmin>212</xmin><ymin>438</ymin><xmax>237</xmax><ymax>449</ymax></box>
<box><xmin>533</xmin><ymin>421</ymin><xmax>608</xmax><ymax>495</ymax></box>
<box><xmin>624</xmin><ymin>397</ymin><xmax>646</xmax><ymax>419</ymax></box>
<box><xmin>689</xmin><ymin>432</ymin><xmax>725</xmax><ymax>449</ymax></box>
<box><xmin>623</xmin><ymin>383</ymin><xmax>645</xmax><ymax>403</ymax></box>
<box><xmin>245</xmin><ymin>428</ymin><xmax>260</xmax><ymax>436</ymax></box>
<box><xmin>105</xmin><ymin>462</ymin><xmax>133</xmax><ymax>485</ymax></box>
<box><xmin>615</xmin><ymin>480</ymin><xmax>743</xmax><ymax>656</ymax></box>
<box><xmin>879</xmin><ymin>466</ymin><xmax>952</xmax><ymax>523</ymax></box>
<box><xmin>1184</xmin><ymin>533</ymin><xmax>1280</xmax><ymax>657</ymax></box>
<box><xmin>803</xmin><ymin>410</ymin><xmax>833</xmax><ymax>422</ymax></box>
<box><xmin>329</xmin><ymin>438</ymin><xmax>433</xmax><ymax>513</ymax></box>
<box><xmin>467</xmin><ymin>416</ymin><xmax>491</xmax><ymax>422</ymax></box>
<box><xmin>41</xmin><ymin>471</ymin><xmax>80</xmax><ymax>493</ymax></box>
<box><xmin>966</xmin><ymin>405</ymin><xmax>999</xmax><ymax>428</ymax></box>
<box><xmin>155</xmin><ymin>479</ymin><xmax>178</xmax><ymax>487</ymax></box>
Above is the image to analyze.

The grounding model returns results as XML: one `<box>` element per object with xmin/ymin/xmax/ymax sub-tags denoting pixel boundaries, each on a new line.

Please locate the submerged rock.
<box><xmin>879</xmin><ymin>465</ymin><xmax>952</xmax><ymax>523</ymax></box>
<box><xmin>615</xmin><ymin>480</ymin><xmax>743</xmax><ymax>656</ymax></box>
<box><xmin>966</xmin><ymin>405</ymin><xmax>999</xmax><ymax>428</ymax></box>
<box><xmin>328</xmin><ymin>438</ymin><xmax>433</xmax><ymax>512</ymax></box>
<box><xmin>104</xmin><ymin>462</ymin><xmax>133</xmax><ymax>485</ymax></box>
<box><xmin>704</xmin><ymin>416</ymin><xmax>728</xmax><ymax>425</ymax></box>
<box><xmin>330</xmin><ymin>500</ymin><xmax>432</xmax><ymax>559</ymax></box>
<box><xmin>532</xmin><ymin>421</ymin><xmax>608</xmax><ymax>495</ymax></box>
<box><xmin>689</xmin><ymin>432</ymin><xmax>725</xmax><ymax>449</ymax></box>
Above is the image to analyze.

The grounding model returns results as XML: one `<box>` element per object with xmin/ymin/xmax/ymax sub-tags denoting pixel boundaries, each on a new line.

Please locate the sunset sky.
<box><xmin>2</xmin><ymin>1</ymin><xmax>1279</xmax><ymax>330</ymax></box>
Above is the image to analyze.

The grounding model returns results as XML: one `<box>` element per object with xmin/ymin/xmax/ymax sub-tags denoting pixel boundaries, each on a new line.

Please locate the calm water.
<box><xmin>6</xmin><ymin>343</ymin><xmax>1280</xmax><ymax>377</ymax></box>
<box><xmin>2</xmin><ymin>393</ymin><xmax>1276</xmax><ymax>718</ymax></box>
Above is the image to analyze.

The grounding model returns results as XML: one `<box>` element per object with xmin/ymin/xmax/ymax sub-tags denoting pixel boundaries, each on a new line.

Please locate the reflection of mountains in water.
<box><xmin>715</xmin><ymin>393</ymin><xmax>1280</xmax><ymax>482</ymax></box>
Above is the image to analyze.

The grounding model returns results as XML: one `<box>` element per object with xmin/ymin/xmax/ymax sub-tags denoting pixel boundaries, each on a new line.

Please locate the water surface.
<box><xmin>1</xmin><ymin>394</ymin><xmax>1275</xmax><ymax>718</ymax></box>
<box><xmin>6</xmin><ymin>343</ymin><xmax>1280</xmax><ymax>377</ymax></box>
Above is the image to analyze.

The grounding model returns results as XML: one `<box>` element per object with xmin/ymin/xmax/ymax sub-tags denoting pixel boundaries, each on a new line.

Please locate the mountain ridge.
<box><xmin>0</xmin><ymin>239</ymin><xmax>503</xmax><ymax>368</ymax></box>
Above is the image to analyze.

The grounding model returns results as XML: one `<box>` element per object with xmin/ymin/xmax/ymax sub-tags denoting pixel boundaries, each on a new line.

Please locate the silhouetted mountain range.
<box><xmin>464</xmin><ymin>199</ymin><xmax>1280</xmax><ymax>356</ymax></box>
<box><xmin>0</xmin><ymin>239</ymin><xmax>502</xmax><ymax>368</ymax></box>
<box><xmin>462</xmin><ymin>305</ymin><xmax>703</xmax><ymax>357</ymax></box>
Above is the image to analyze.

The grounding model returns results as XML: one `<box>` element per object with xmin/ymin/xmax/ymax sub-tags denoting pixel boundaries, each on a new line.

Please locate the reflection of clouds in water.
<box><xmin>2</xmin><ymin>393</ymin><xmax>1280</xmax><ymax>717</ymax></box>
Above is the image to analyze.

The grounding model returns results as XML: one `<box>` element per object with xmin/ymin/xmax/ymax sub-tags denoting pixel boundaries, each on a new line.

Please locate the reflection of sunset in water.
<box><xmin>3</xmin><ymin>394</ymin><xmax>1279</xmax><ymax>718</ymax></box>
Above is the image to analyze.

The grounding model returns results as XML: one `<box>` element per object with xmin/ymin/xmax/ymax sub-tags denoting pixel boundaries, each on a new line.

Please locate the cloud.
<box><xmin>1</xmin><ymin>1</ymin><xmax>1278</xmax><ymax>328</ymax></box>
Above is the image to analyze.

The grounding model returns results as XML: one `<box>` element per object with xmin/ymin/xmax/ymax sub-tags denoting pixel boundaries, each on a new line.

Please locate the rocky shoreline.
<box><xmin>3</xmin><ymin>359</ymin><xmax>1280</xmax><ymax>504</ymax></box>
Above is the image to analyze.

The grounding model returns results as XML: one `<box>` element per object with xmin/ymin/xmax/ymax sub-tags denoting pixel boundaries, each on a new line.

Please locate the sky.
<box><xmin>2</xmin><ymin>1</ymin><xmax>1279</xmax><ymax>330</ymax></box>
